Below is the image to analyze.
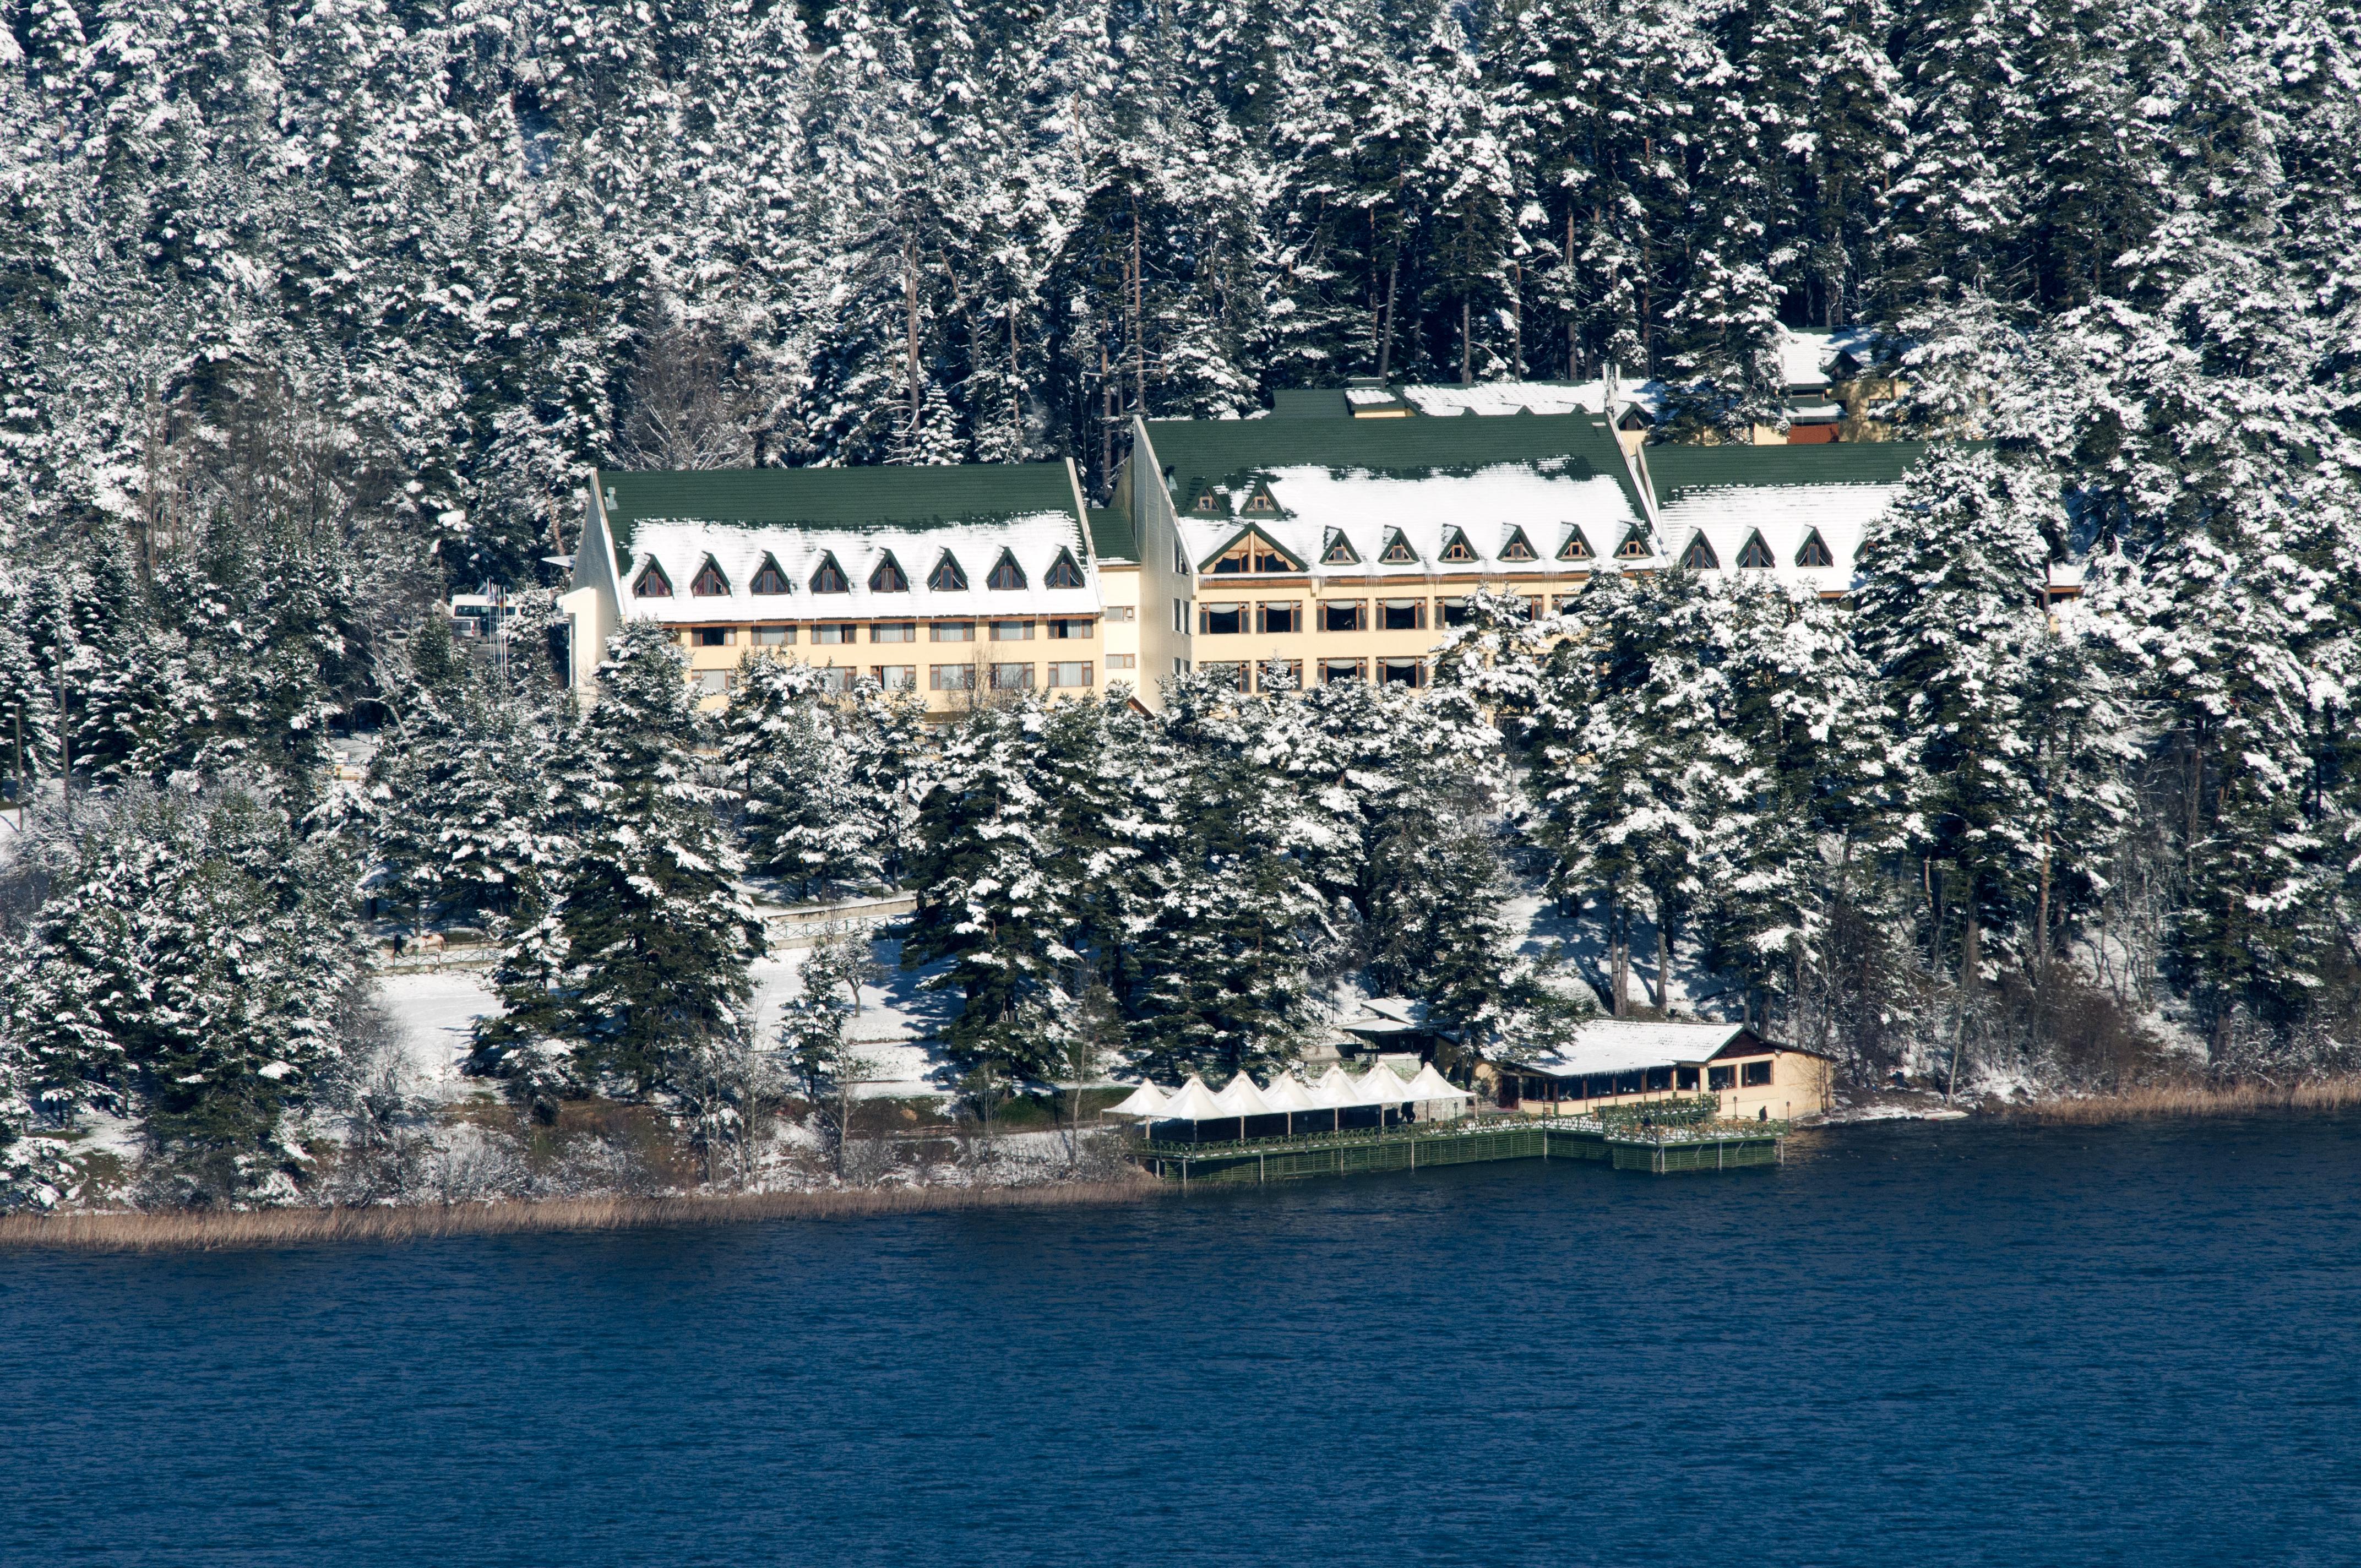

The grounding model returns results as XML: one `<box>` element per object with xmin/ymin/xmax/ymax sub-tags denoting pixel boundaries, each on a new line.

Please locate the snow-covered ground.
<box><xmin>376</xmin><ymin>970</ymin><xmax>500</xmax><ymax>1099</ymax></box>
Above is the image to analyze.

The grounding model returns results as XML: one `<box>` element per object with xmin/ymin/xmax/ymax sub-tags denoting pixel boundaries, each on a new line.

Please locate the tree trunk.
<box><xmin>1378</xmin><ymin>258</ymin><xmax>1400</xmax><ymax>379</ymax></box>
<box><xmin>1946</xmin><ymin>904</ymin><xmax>1978</xmax><ymax>1104</ymax></box>
<box><xmin>1007</xmin><ymin>302</ymin><xmax>1022</xmax><ymax>461</ymax></box>
<box><xmin>1461</xmin><ymin>296</ymin><xmax>1472</xmax><ymax>384</ymax></box>
<box><xmin>1655</xmin><ymin>910</ymin><xmax>1671</xmax><ymax>1012</ymax></box>
<box><xmin>904</xmin><ymin>235</ymin><xmax>921</xmax><ymax>435</ymax></box>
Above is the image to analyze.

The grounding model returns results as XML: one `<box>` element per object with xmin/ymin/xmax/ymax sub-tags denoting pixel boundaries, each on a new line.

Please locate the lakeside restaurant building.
<box><xmin>554</xmin><ymin>391</ymin><xmax>1990</xmax><ymax>712</ymax></box>
<box><xmin>1491</xmin><ymin>1021</ymin><xmax>1835</xmax><ymax>1122</ymax></box>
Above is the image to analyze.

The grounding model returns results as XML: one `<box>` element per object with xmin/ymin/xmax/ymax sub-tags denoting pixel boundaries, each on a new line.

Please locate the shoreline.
<box><xmin>0</xmin><ymin>1176</ymin><xmax>1167</xmax><ymax>1254</ymax></box>
<box><xmin>1992</xmin><ymin>1074</ymin><xmax>2361</xmax><ymax>1125</ymax></box>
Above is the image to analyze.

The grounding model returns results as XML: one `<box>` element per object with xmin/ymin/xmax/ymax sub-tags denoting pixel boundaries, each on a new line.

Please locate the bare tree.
<box><xmin>615</xmin><ymin>315</ymin><xmax>757</xmax><ymax>471</ymax></box>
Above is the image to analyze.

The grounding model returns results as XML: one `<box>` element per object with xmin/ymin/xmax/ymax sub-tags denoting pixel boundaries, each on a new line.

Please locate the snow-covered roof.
<box><xmin>1779</xmin><ymin>326</ymin><xmax>1888</xmax><ymax>392</ymax></box>
<box><xmin>1403</xmin><ymin>379</ymin><xmax>1669</xmax><ymax>422</ymax></box>
<box><xmin>1517</xmin><ymin>1021</ymin><xmax>1765</xmax><ymax>1079</ymax></box>
<box><xmin>1644</xmin><ymin>442</ymin><xmax>1933</xmax><ymax>591</ymax></box>
<box><xmin>590</xmin><ymin>461</ymin><xmax>1100</xmax><ymax>623</ymax></box>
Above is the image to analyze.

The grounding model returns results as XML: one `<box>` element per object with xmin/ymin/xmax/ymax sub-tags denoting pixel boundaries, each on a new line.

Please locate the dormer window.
<box><xmin>1795</xmin><ymin>529</ymin><xmax>1834</xmax><ymax>568</ymax></box>
<box><xmin>870</xmin><ymin>552</ymin><xmax>910</xmax><ymax>592</ymax></box>
<box><xmin>1194</xmin><ymin>489</ymin><xmax>1223</xmax><ymax>514</ymax></box>
<box><xmin>1735</xmin><ymin>531</ymin><xmax>1775</xmax><ymax>569</ymax></box>
<box><xmin>1679</xmin><ymin>533</ymin><xmax>1720</xmax><ymax>570</ymax></box>
<box><xmin>1614</xmin><ymin>529</ymin><xmax>1652</xmax><ymax>560</ymax></box>
<box><xmin>987</xmin><ymin>550</ymin><xmax>1027</xmax><ymax>591</ymax></box>
<box><xmin>1243</xmin><ymin>484</ymin><xmax>1277</xmax><ymax>514</ymax></box>
<box><xmin>1045</xmin><ymin>549</ymin><xmax>1085</xmax><ymax>590</ymax></box>
<box><xmin>1379</xmin><ymin>530</ymin><xmax>1417</xmax><ymax>565</ymax></box>
<box><xmin>929</xmin><ymin>551</ymin><xmax>968</xmax><ymax>592</ymax></box>
<box><xmin>810</xmin><ymin>553</ymin><xmax>850</xmax><ymax>594</ymax></box>
<box><xmin>1558</xmin><ymin>527</ymin><xmax>1594</xmax><ymax>562</ymax></box>
<box><xmin>690</xmin><ymin>559</ymin><xmax>730</xmax><ymax>597</ymax></box>
<box><xmin>635</xmin><ymin>560</ymin><xmax>673</xmax><ymax>598</ymax></box>
<box><xmin>1322</xmin><ymin>531</ymin><xmax>1359</xmax><ymax>566</ymax></box>
<box><xmin>1499</xmin><ymin>528</ymin><xmax>1537</xmax><ymax>563</ymax></box>
<box><xmin>1439</xmin><ymin>529</ymin><xmax>1478</xmax><ymax>564</ymax></box>
<box><xmin>750</xmin><ymin>556</ymin><xmax>790</xmax><ymax>595</ymax></box>
<box><xmin>1210</xmin><ymin>531</ymin><xmax>1302</xmax><ymax>575</ymax></box>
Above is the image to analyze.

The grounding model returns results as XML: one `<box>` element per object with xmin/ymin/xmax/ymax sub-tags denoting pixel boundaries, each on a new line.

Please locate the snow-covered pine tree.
<box><xmin>475</xmin><ymin>623</ymin><xmax>764</xmax><ymax>1097</ymax></box>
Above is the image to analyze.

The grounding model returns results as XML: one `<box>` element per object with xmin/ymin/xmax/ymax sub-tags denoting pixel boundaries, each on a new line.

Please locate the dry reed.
<box><xmin>0</xmin><ymin>1175</ymin><xmax>1167</xmax><ymax>1254</ymax></box>
<box><xmin>2009</xmin><ymin>1074</ymin><xmax>2361</xmax><ymax>1125</ymax></box>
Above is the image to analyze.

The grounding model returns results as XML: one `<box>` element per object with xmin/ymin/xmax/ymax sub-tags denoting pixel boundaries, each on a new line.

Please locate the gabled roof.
<box><xmin>1087</xmin><ymin>504</ymin><xmax>1136</xmax><ymax>562</ymax></box>
<box><xmin>597</xmin><ymin>462</ymin><xmax>1085</xmax><ymax>553</ymax></box>
<box><xmin>1644</xmin><ymin>441</ymin><xmax>1931</xmax><ymax>507</ymax></box>
<box><xmin>1643</xmin><ymin>441</ymin><xmax>1936</xmax><ymax>590</ymax></box>
<box><xmin>1515</xmin><ymin>1021</ymin><xmax>1776</xmax><ymax>1079</ymax></box>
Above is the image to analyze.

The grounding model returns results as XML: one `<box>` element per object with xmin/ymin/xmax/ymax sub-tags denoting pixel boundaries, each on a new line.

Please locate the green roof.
<box><xmin>1644</xmin><ymin>441</ymin><xmax>1933</xmax><ymax>506</ymax></box>
<box><xmin>1087</xmin><ymin>504</ymin><xmax>1136</xmax><ymax>562</ymax></box>
<box><xmin>597</xmin><ymin>463</ymin><xmax>1080</xmax><ymax>552</ymax></box>
<box><xmin>1270</xmin><ymin>387</ymin><xmax>1351</xmax><ymax>418</ymax></box>
<box><xmin>1142</xmin><ymin>413</ymin><xmax>1647</xmax><ymax>521</ymax></box>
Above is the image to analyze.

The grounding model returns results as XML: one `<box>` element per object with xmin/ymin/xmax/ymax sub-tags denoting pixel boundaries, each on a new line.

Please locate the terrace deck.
<box><xmin>1134</xmin><ymin>1114</ymin><xmax>1785</xmax><ymax>1186</ymax></box>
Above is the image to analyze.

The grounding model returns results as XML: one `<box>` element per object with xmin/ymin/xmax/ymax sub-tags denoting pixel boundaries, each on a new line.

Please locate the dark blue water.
<box><xmin>6</xmin><ymin>1114</ymin><xmax>2359</xmax><ymax>1566</ymax></box>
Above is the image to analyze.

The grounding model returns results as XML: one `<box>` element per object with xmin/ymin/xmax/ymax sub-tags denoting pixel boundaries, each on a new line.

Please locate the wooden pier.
<box><xmin>1134</xmin><ymin>1114</ymin><xmax>1785</xmax><ymax>1187</ymax></box>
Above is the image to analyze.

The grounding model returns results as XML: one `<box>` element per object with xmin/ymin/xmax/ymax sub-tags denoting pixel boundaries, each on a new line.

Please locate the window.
<box><xmin>1438</xmin><ymin>597</ymin><xmax>1473</xmax><ymax>628</ymax></box>
<box><xmin>1499</xmin><ymin>527</ymin><xmax>1537</xmax><ymax>563</ymax></box>
<box><xmin>750</xmin><ymin>557</ymin><xmax>790</xmax><ymax>595</ymax></box>
<box><xmin>694</xmin><ymin>670</ymin><xmax>731</xmax><ymax>695</ymax></box>
<box><xmin>1322</xmin><ymin>600</ymin><xmax>1366</xmax><ymax>632</ymax></box>
<box><xmin>815</xmin><ymin>667</ymin><xmax>853</xmax><ymax>694</ymax></box>
<box><xmin>813</xmin><ymin>624</ymin><xmax>855</xmax><ymax>645</ymax></box>
<box><xmin>1193</xmin><ymin>489</ymin><xmax>1223</xmax><ymax>514</ymax></box>
<box><xmin>870</xmin><ymin>553</ymin><xmax>910</xmax><ymax>593</ymax></box>
<box><xmin>1201</xmin><ymin>661</ymin><xmax>1248</xmax><ymax>690</ymax></box>
<box><xmin>1677</xmin><ymin>1066</ymin><xmax>1700</xmax><ymax>1091</ymax></box>
<box><xmin>1439</xmin><ymin>529</ymin><xmax>1477</xmax><ymax>564</ymax></box>
<box><xmin>932</xmin><ymin>621</ymin><xmax>974</xmax><ymax>642</ymax></box>
<box><xmin>1707</xmin><ymin>1065</ymin><xmax>1736</xmax><ymax>1091</ymax></box>
<box><xmin>1558</xmin><ymin>527</ymin><xmax>1595</xmax><ymax>562</ymax></box>
<box><xmin>1321</xmin><ymin>658</ymin><xmax>1365</xmax><ymax>684</ymax></box>
<box><xmin>1735</xmin><ymin>530</ymin><xmax>1775</xmax><ymax>569</ymax></box>
<box><xmin>635</xmin><ymin>560</ymin><xmax>673</xmax><ymax>598</ymax></box>
<box><xmin>1742</xmin><ymin>1059</ymin><xmax>1773</xmax><ymax>1087</ymax></box>
<box><xmin>1645</xmin><ymin>1067</ymin><xmax>1673</xmax><ymax>1092</ymax></box>
<box><xmin>1258</xmin><ymin>602</ymin><xmax>1301</xmax><ymax>634</ymax></box>
<box><xmin>1210</xmin><ymin>531</ymin><xmax>1301</xmax><ymax>574</ymax></box>
<box><xmin>694</xmin><ymin>627</ymin><xmax>734</xmax><ymax>647</ymax></box>
<box><xmin>1047</xmin><ymin>661</ymin><xmax>1092</xmax><ymax>689</ymax></box>
<box><xmin>1679</xmin><ymin>533</ymin><xmax>1720</xmax><ymax>570</ymax></box>
<box><xmin>1796</xmin><ymin>529</ymin><xmax>1835</xmax><ymax>568</ymax></box>
<box><xmin>1380</xmin><ymin>658</ymin><xmax>1423</xmax><ymax>687</ymax></box>
<box><xmin>1176</xmin><ymin>541</ymin><xmax>1191</xmax><ymax>575</ymax></box>
<box><xmin>1242</xmin><ymin>485</ymin><xmax>1276</xmax><ymax>513</ymax></box>
<box><xmin>691</xmin><ymin>560</ymin><xmax>730</xmax><ymax>597</ymax></box>
<box><xmin>1105</xmin><ymin>605</ymin><xmax>1136</xmax><ymax>623</ymax></box>
<box><xmin>990</xmin><ymin>620</ymin><xmax>1033</xmax><ymax>641</ymax></box>
<box><xmin>874</xmin><ymin>665</ymin><xmax>917</xmax><ymax>690</ymax></box>
<box><xmin>1379</xmin><ymin>530</ymin><xmax>1417</xmax><ymax>564</ymax></box>
<box><xmin>1107</xmin><ymin>652</ymin><xmax>1136</xmax><ymax>670</ymax></box>
<box><xmin>1174</xmin><ymin>598</ymin><xmax>1187</xmax><ymax>633</ymax></box>
<box><xmin>872</xmin><ymin>622</ymin><xmax>916</xmax><ymax>643</ymax></box>
<box><xmin>753</xmin><ymin>625</ymin><xmax>793</xmax><ymax>646</ymax></box>
<box><xmin>928</xmin><ymin>552</ymin><xmax>968</xmax><ymax>592</ymax></box>
<box><xmin>1380</xmin><ymin>599</ymin><xmax>1424</xmax><ymax>631</ymax></box>
<box><xmin>1199</xmin><ymin>602</ymin><xmax>1245</xmax><ymax>635</ymax></box>
<box><xmin>987</xmin><ymin>550</ymin><xmax>1027</xmax><ymax>591</ymax></box>
<box><xmin>989</xmin><ymin>662</ymin><xmax>1034</xmax><ymax>690</ymax></box>
<box><xmin>1321</xmin><ymin>532</ymin><xmax>1359</xmax><ymax>565</ymax></box>
<box><xmin>1258</xmin><ymin>659</ymin><xmax>1304</xmax><ymax>692</ymax></box>
<box><xmin>931</xmin><ymin>664</ymin><xmax>975</xmax><ymax>691</ymax></box>
<box><xmin>1552</xmin><ymin>594</ymin><xmax>1584</xmax><ymax>613</ymax></box>
<box><xmin>811</xmin><ymin>553</ymin><xmax>850</xmax><ymax>594</ymax></box>
<box><xmin>1045</xmin><ymin>549</ymin><xmax>1086</xmax><ymax>590</ymax></box>
<box><xmin>1614</xmin><ymin>529</ymin><xmax>1653</xmax><ymax>560</ymax></box>
<box><xmin>1048</xmin><ymin>618</ymin><xmax>1094</xmax><ymax>640</ymax></box>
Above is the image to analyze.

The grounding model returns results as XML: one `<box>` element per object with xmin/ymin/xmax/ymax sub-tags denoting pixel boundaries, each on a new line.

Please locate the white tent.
<box><xmin>1211</xmin><ymin>1072</ymin><xmax>1276</xmax><ymax>1117</ymax></box>
<box><xmin>1353</xmin><ymin>1069</ymin><xmax>1413</xmax><ymax>1107</ymax></box>
<box><xmin>1403</xmin><ymin>1063</ymin><xmax>1470</xmax><ymax>1103</ymax></box>
<box><xmin>1258</xmin><ymin>1075</ymin><xmax>1319</xmax><ymax>1113</ymax></box>
<box><xmin>1103</xmin><ymin>1081</ymin><xmax>1171</xmax><ymax>1120</ymax></box>
<box><xmin>1313</xmin><ymin>1065</ymin><xmax>1358</xmax><ymax>1106</ymax></box>
<box><xmin>1158</xmin><ymin>1075</ymin><xmax>1226</xmax><ymax>1121</ymax></box>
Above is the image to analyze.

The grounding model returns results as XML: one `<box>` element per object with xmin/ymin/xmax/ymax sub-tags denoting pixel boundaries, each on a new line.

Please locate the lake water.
<box><xmin>6</xmin><ymin>1114</ymin><xmax>2359</xmax><ymax>1566</ymax></box>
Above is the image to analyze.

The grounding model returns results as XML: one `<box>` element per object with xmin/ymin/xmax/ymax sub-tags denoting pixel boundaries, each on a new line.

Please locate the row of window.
<box><xmin>1188</xmin><ymin>657</ymin><xmax>1425</xmax><ymax>692</ymax></box>
<box><xmin>1506</xmin><ymin>1058</ymin><xmax>1774</xmax><ymax>1103</ymax></box>
<box><xmin>692</xmin><ymin>662</ymin><xmax>1102</xmax><ymax>696</ymax></box>
<box><xmin>678</xmin><ymin>619</ymin><xmax>1097</xmax><ymax>649</ymax></box>
<box><xmin>638</xmin><ymin>546</ymin><xmax>1089</xmax><ymax>601</ymax></box>
<box><xmin>1184</xmin><ymin>597</ymin><xmax>1554</xmax><ymax>636</ymax></box>
<box><xmin>1184</xmin><ymin>522</ymin><xmax>1838</xmax><ymax>574</ymax></box>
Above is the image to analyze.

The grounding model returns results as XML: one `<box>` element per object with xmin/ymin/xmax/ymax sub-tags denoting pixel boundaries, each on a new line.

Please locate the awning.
<box><xmin>1103</xmin><ymin>1081</ymin><xmax>1170</xmax><ymax>1119</ymax></box>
